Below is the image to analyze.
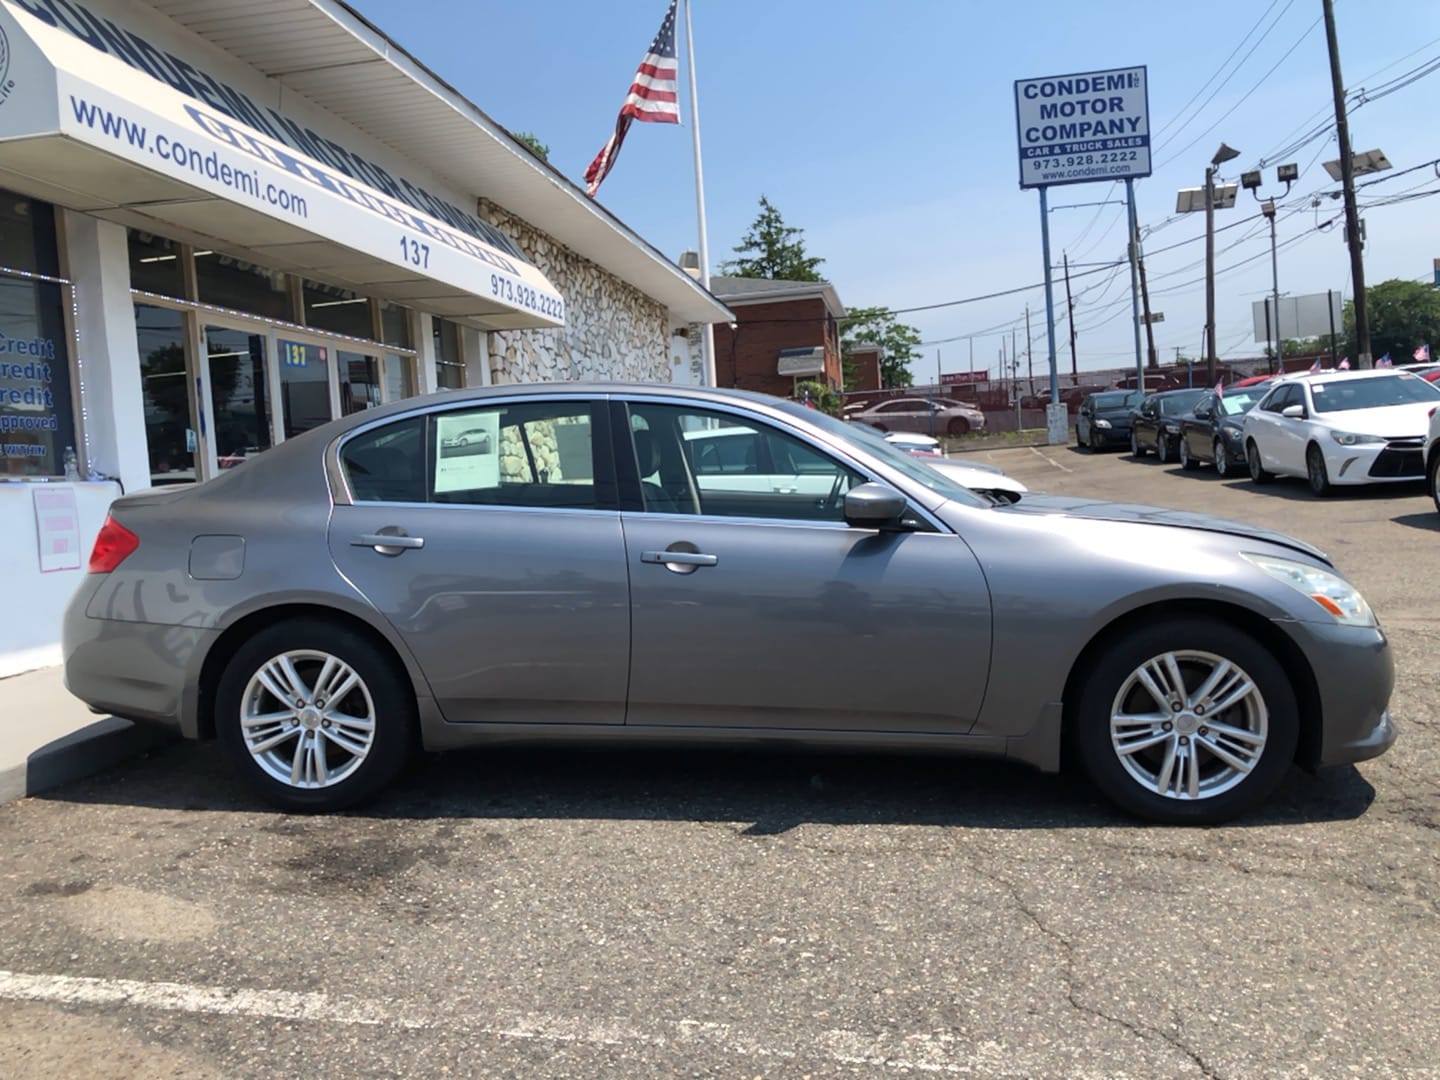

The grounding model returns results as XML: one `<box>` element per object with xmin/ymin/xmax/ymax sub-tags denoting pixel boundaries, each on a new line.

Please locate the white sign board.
<box><xmin>1015</xmin><ymin>66</ymin><xmax>1151</xmax><ymax>189</ymax></box>
<box><xmin>1252</xmin><ymin>292</ymin><xmax>1344</xmax><ymax>343</ymax></box>
<box><xmin>32</xmin><ymin>485</ymin><xmax>81</xmax><ymax>572</ymax></box>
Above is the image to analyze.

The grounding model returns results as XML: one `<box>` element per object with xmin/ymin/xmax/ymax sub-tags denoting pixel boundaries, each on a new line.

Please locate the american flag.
<box><xmin>1338</xmin><ymin>357</ymin><xmax>1351</xmax><ymax>370</ymax></box>
<box><xmin>1214</xmin><ymin>379</ymin><xmax>1224</xmax><ymax>398</ymax></box>
<box><xmin>1416</xmin><ymin>343</ymin><xmax>1432</xmax><ymax>362</ymax></box>
<box><xmin>584</xmin><ymin>1</ymin><xmax>680</xmax><ymax>198</ymax></box>
<box><xmin>1376</xmin><ymin>353</ymin><xmax>1392</xmax><ymax>368</ymax></box>
<box><xmin>1309</xmin><ymin>357</ymin><xmax>1323</xmax><ymax>373</ymax></box>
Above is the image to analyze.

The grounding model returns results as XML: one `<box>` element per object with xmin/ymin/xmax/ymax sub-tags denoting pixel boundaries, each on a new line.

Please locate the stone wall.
<box><xmin>478</xmin><ymin>200</ymin><xmax>672</xmax><ymax>385</ymax></box>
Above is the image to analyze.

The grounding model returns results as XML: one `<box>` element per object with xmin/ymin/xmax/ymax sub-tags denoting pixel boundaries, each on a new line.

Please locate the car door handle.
<box><xmin>641</xmin><ymin>550</ymin><xmax>717</xmax><ymax>567</ymax></box>
<box><xmin>352</xmin><ymin>532</ymin><xmax>425</xmax><ymax>553</ymax></box>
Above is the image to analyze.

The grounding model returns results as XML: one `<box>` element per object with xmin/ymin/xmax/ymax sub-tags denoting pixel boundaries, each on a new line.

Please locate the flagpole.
<box><xmin>683</xmin><ymin>0</ymin><xmax>717</xmax><ymax>386</ymax></box>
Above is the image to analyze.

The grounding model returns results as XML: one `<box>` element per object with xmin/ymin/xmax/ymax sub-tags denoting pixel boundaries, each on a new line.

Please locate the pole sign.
<box><xmin>1015</xmin><ymin>66</ymin><xmax>1151</xmax><ymax>189</ymax></box>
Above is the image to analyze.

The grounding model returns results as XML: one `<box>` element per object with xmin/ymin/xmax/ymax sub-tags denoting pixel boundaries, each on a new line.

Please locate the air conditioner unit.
<box><xmin>777</xmin><ymin>346</ymin><xmax>825</xmax><ymax>377</ymax></box>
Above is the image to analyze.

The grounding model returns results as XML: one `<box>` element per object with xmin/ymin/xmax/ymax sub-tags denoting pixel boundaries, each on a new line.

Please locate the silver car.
<box><xmin>64</xmin><ymin>384</ymin><xmax>1396</xmax><ymax>823</ymax></box>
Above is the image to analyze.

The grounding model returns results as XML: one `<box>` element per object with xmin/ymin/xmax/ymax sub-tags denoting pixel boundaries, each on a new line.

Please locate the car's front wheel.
<box><xmin>948</xmin><ymin>418</ymin><xmax>970</xmax><ymax>436</ymax></box>
<box><xmin>1131</xmin><ymin>431</ymin><xmax>1145</xmax><ymax>457</ymax></box>
<box><xmin>1070</xmin><ymin>618</ymin><xmax>1299</xmax><ymax>825</ymax></box>
<box><xmin>216</xmin><ymin>619</ymin><xmax>415</xmax><ymax>812</ymax></box>
<box><xmin>1306</xmin><ymin>443</ymin><xmax>1332</xmax><ymax>497</ymax></box>
<box><xmin>1157</xmin><ymin>433</ymin><xmax>1173</xmax><ymax>464</ymax></box>
<box><xmin>1213</xmin><ymin>438</ymin><xmax>1230</xmax><ymax>478</ymax></box>
<box><xmin>1180</xmin><ymin>436</ymin><xmax>1198</xmax><ymax>470</ymax></box>
<box><xmin>1246</xmin><ymin>440</ymin><xmax>1273</xmax><ymax>484</ymax></box>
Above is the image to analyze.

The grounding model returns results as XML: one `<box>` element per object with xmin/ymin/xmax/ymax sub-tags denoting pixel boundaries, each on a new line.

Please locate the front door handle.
<box><xmin>352</xmin><ymin>531</ymin><xmax>425</xmax><ymax>555</ymax></box>
<box><xmin>641</xmin><ymin>549</ymin><xmax>718</xmax><ymax>574</ymax></box>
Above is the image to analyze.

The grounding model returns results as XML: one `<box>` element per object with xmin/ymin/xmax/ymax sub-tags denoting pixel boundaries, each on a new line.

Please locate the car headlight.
<box><xmin>1163</xmin><ymin>421</ymin><xmax>1181</xmax><ymax>433</ymax></box>
<box><xmin>1242</xmin><ymin>553</ymin><xmax>1376</xmax><ymax>627</ymax></box>
<box><xmin>1330</xmin><ymin>431</ymin><xmax>1385</xmax><ymax>446</ymax></box>
<box><xmin>1094</xmin><ymin>418</ymin><xmax>1112</xmax><ymax>429</ymax></box>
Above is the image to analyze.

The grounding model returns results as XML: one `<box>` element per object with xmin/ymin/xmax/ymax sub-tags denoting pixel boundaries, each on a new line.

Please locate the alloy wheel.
<box><xmin>240</xmin><ymin>650</ymin><xmax>377</xmax><ymax>789</ymax></box>
<box><xmin>1108</xmin><ymin>649</ymin><xmax>1269</xmax><ymax>801</ymax></box>
<box><xmin>1214</xmin><ymin>438</ymin><xmax>1229</xmax><ymax>477</ymax></box>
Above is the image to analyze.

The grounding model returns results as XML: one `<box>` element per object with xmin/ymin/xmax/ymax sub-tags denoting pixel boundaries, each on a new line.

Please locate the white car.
<box><xmin>1242</xmin><ymin>370</ymin><xmax>1440</xmax><ymax>495</ymax></box>
<box><xmin>1426</xmin><ymin>402</ymin><xmax>1440</xmax><ymax>514</ymax></box>
<box><xmin>880</xmin><ymin>431</ymin><xmax>944</xmax><ymax>456</ymax></box>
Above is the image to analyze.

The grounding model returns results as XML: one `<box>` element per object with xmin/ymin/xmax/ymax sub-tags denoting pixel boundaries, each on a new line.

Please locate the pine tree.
<box><xmin>722</xmin><ymin>196</ymin><xmax>825</xmax><ymax>281</ymax></box>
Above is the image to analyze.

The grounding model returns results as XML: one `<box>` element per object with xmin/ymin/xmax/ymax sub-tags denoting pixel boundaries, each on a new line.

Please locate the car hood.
<box><xmin>1309</xmin><ymin>402</ymin><xmax>1435</xmax><ymax>437</ymax></box>
<box><xmin>927</xmin><ymin>459</ymin><xmax>1027</xmax><ymax>493</ymax></box>
<box><xmin>993</xmin><ymin>493</ymin><xmax>1327</xmax><ymax>562</ymax></box>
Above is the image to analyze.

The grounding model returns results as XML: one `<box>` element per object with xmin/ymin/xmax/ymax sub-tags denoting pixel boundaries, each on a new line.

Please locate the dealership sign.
<box><xmin>1014</xmin><ymin>66</ymin><xmax>1151</xmax><ymax>189</ymax></box>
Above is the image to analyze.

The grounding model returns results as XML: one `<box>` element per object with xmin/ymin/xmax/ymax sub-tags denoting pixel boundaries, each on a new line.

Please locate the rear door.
<box><xmin>328</xmin><ymin>395</ymin><xmax>630</xmax><ymax>726</ymax></box>
<box><xmin>615</xmin><ymin>398</ymin><xmax>993</xmax><ymax>734</ymax></box>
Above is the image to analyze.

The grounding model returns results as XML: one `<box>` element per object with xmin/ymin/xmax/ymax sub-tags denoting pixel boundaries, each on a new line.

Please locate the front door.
<box><xmin>204</xmin><ymin>325</ymin><xmax>271</xmax><ymax>473</ymax></box>
<box><xmin>327</xmin><ymin>397</ymin><xmax>630</xmax><ymax>726</ymax></box>
<box><xmin>617</xmin><ymin>400</ymin><xmax>992</xmax><ymax>733</ymax></box>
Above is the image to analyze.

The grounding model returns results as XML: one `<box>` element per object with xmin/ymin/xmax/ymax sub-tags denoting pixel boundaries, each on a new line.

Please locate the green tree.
<box><xmin>841</xmin><ymin>306</ymin><xmax>919</xmax><ymax>389</ymax></box>
<box><xmin>721</xmin><ymin>195</ymin><xmax>824</xmax><ymax>281</ymax></box>
<box><xmin>1330</xmin><ymin>279</ymin><xmax>1440</xmax><ymax>363</ymax></box>
<box><xmin>513</xmin><ymin>132</ymin><xmax>550</xmax><ymax>162</ymax></box>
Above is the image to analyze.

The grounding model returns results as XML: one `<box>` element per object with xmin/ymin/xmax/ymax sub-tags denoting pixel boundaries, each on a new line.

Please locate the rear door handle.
<box><xmin>641</xmin><ymin>550</ymin><xmax>717</xmax><ymax>569</ymax></box>
<box><xmin>352</xmin><ymin>532</ymin><xmax>425</xmax><ymax>554</ymax></box>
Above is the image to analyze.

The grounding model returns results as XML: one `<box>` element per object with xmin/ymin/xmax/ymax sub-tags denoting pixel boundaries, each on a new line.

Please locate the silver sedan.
<box><xmin>64</xmin><ymin>384</ymin><xmax>1396</xmax><ymax>823</ymax></box>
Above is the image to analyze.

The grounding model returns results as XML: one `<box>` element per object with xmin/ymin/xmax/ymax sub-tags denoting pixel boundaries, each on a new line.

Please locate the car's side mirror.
<box><xmin>1282</xmin><ymin>404</ymin><xmax>1306</xmax><ymax>419</ymax></box>
<box><xmin>843</xmin><ymin>483</ymin><xmax>908</xmax><ymax>530</ymax></box>
<box><xmin>1194</xmin><ymin>407</ymin><xmax>1212</xmax><ymax>420</ymax></box>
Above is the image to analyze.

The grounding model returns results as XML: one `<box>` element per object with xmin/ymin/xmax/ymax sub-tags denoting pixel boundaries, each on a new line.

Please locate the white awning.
<box><xmin>0</xmin><ymin>0</ymin><xmax>565</xmax><ymax>329</ymax></box>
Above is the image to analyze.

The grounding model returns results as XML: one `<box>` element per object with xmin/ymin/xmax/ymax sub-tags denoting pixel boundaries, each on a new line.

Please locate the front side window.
<box><xmin>628</xmin><ymin>402</ymin><xmax>864</xmax><ymax>522</ymax></box>
<box><xmin>432</xmin><ymin>400</ymin><xmax>601</xmax><ymax>510</ymax></box>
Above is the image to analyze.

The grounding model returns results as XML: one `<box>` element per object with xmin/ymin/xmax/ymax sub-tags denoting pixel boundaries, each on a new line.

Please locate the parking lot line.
<box><xmin>1027</xmin><ymin>446</ymin><xmax>1075</xmax><ymax>473</ymax></box>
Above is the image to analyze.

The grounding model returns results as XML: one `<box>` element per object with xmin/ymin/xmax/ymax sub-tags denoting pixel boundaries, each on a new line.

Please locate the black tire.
<box><xmin>1131</xmin><ymin>430</ymin><xmax>1145</xmax><ymax>458</ymax></box>
<box><xmin>1429</xmin><ymin>449</ymin><xmax>1440</xmax><ymax>516</ymax></box>
<box><xmin>1156</xmin><ymin>433</ymin><xmax>1172</xmax><ymax>465</ymax></box>
<box><xmin>1213</xmin><ymin>438</ymin><xmax>1230</xmax><ymax>478</ymax></box>
<box><xmin>1069</xmin><ymin>618</ymin><xmax>1299</xmax><ymax>825</ymax></box>
<box><xmin>216</xmin><ymin>618</ymin><xmax>416</xmax><ymax>812</ymax></box>
<box><xmin>1246</xmin><ymin>440</ymin><xmax>1273</xmax><ymax>484</ymax></box>
<box><xmin>1078</xmin><ymin>425</ymin><xmax>1090</xmax><ymax>450</ymax></box>
<box><xmin>1306</xmin><ymin>443</ymin><xmax>1332</xmax><ymax>497</ymax></box>
<box><xmin>948</xmin><ymin>418</ymin><xmax>971</xmax><ymax>437</ymax></box>
<box><xmin>1180</xmin><ymin>436</ymin><xmax>1199</xmax><ymax>470</ymax></box>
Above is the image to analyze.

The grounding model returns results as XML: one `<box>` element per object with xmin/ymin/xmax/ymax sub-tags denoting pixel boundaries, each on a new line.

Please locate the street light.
<box><xmin>1242</xmin><ymin>164</ymin><xmax>1298</xmax><ymax>373</ymax></box>
<box><xmin>1176</xmin><ymin>142</ymin><xmax>1240</xmax><ymax>384</ymax></box>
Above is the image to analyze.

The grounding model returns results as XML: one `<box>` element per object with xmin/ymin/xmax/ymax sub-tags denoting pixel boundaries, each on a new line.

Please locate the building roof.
<box><xmin>708</xmin><ymin>276</ymin><xmax>845</xmax><ymax>319</ymax></box>
<box><xmin>143</xmin><ymin>0</ymin><xmax>730</xmax><ymax>325</ymax></box>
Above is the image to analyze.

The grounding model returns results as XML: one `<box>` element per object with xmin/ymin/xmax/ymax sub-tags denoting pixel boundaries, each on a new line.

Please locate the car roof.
<box><xmin>1273</xmin><ymin>369</ymin><xmax>1423</xmax><ymax>385</ymax></box>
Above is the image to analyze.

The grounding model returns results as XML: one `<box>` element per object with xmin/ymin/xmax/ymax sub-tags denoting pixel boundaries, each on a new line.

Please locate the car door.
<box><xmin>1185</xmin><ymin>393</ymin><xmax>1216</xmax><ymax>459</ymax></box>
<box><xmin>1135</xmin><ymin>397</ymin><xmax>1159</xmax><ymax>448</ymax></box>
<box><xmin>615</xmin><ymin>398</ymin><xmax>993</xmax><ymax>734</ymax></box>
<box><xmin>327</xmin><ymin>395</ymin><xmax>630</xmax><ymax>726</ymax></box>
<box><xmin>1254</xmin><ymin>384</ymin><xmax>1306</xmax><ymax>474</ymax></box>
<box><xmin>1246</xmin><ymin>385</ymin><xmax>1288</xmax><ymax>465</ymax></box>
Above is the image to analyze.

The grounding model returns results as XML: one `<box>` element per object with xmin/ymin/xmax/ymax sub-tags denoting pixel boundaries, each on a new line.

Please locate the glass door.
<box><xmin>135</xmin><ymin>303</ymin><xmax>197</xmax><ymax>486</ymax></box>
<box><xmin>204</xmin><ymin>325</ymin><xmax>271</xmax><ymax>471</ymax></box>
<box><xmin>275</xmin><ymin>337</ymin><xmax>337</xmax><ymax>438</ymax></box>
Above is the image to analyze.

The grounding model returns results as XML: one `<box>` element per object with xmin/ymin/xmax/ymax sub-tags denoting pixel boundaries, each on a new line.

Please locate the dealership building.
<box><xmin>0</xmin><ymin>0</ymin><xmax>726</xmax><ymax>674</ymax></box>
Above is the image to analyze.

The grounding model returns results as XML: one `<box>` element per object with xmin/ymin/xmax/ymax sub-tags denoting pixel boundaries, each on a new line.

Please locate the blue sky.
<box><xmin>351</xmin><ymin>0</ymin><xmax>1438</xmax><ymax>380</ymax></box>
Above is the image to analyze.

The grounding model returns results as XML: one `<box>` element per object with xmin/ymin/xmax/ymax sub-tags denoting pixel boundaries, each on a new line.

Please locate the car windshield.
<box><xmin>1160</xmin><ymin>390</ymin><xmax>1206</xmax><ymax>416</ymax></box>
<box><xmin>1308</xmin><ymin>374</ymin><xmax>1440</xmax><ymax>413</ymax></box>
<box><xmin>1218</xmin><ymin>389</ymin><xmax>1266</xmax><ymax>416</ymax></box>
<box><xmin>780</xmin><ymin>403</ymin><xmax>989</xmax><ymax>507</ymax></box>
<box><xmin>1091</xmin><ymin>391</ymin><xmax>1138</xmax><ymax>410</ymax></box>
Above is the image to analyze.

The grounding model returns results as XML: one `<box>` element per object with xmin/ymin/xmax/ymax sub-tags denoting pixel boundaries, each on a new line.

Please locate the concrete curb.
<box><xmin>0</xmin><ymin>715</ymin><xmax>174</xmax><ymax>804</ymax></box>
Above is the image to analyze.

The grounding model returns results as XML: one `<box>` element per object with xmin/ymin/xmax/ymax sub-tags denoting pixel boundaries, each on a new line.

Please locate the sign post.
<box><xmin>1015</xmin><ymin>66</ymin><xmax>1151</xmax><ymax>444</ymax></box>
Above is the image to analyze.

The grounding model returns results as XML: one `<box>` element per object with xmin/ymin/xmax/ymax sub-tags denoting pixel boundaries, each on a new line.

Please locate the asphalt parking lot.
<box><xmin>2</xmin><ymin>444</ymin><xmax>1437</xmax><ymax>1078</ymax></box>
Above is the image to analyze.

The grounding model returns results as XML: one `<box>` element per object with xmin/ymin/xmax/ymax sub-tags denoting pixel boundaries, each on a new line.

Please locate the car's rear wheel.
<box><xmin>1246</xmin><ymin>440</ymin><xmax>1273</xmax><ymax>484</ymax></box>
<box><xmin>1131</xmin><ymin>431</ymin><xmax>1145</xmax><ymax>457</ymax></box>
<box><xmin>1180</xmin><ymin>436</ymin><xmax>1198</xmax><ymax>470</ymax></box>
<box><xmin>1213</xmin><ymin>438</ymin><xmax>1230</xmax><ymax>478</ymax></box>
<box><xmin>1070</xmin><ymin>618</ymin><xmax>1299</xmax><ymax>825</ymax></box>
<box><xmin>948</xmin><ymin>418</ymin><xmax>970</xmax><ymax>436</ymax></box>
<box><xmin>216</xmin><ymin>619</ymin><xmax>415</xmax><ymax>812</ymax></box>
<box><xmin>1429</xmin><ymin>450</ymin><xmax>1440</xmax><ymax>515</ymax></box>
<box><xmin>1306</xmin><ymin>443</ymin><xmax>1333</xmax><ymax>497</ymax></box>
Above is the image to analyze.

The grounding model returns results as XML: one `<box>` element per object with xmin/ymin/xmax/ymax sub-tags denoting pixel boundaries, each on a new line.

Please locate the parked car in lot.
<box><xmin>1176</xmin><ymin>385</ymin><xmax>1269</xmax><ymax>476</ymax></box>
<box><xmin>1130</xmin><ymin>388</ymin><xmax>1208</xmax><ymax>462</ymax></box>
<box><xmin>872</xmin><ymin>429</ymin><xmax>943</xmax><ymax>457</ymax></box>
<box><xmin>1425</xmin><ymin>397</ymin><xmax>1440</xmax><ymax>514</ymax></box>
<box><xmin>1076</xmin><ymin>390</ymin><xmax>1144</xmax><ymax>450</ymax></box>
<box><xmin>65</xmin><ymin>383</ymin><xmax>1395</xmax><ymax>824</ymax></box>
<box><xmin>1243</xmin><ymin>370</ymin><xmax>1440</xmax><ymax>495</ymax></box>
<box><xmin>853</xmin><ymin>396</ymin><xmax>986</xmax><ymax>436</ymax></box>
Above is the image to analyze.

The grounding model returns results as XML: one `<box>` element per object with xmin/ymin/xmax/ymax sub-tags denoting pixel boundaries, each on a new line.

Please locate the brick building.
<box><xmin>709</xmin><ymin>277</ymin><xmax>845</xmax><ymax>398</ymax></box>
<box><xmin>847</xmin><ymin>343</ymin><xmax>885</xmax><ymax>392</ymax></box>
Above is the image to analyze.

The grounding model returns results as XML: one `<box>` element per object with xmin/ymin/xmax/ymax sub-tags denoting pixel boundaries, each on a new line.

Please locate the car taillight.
<box><xmin>88</xmin><ymin>515</ymin><xmax>139</xmax><ymax>574</ymax></box>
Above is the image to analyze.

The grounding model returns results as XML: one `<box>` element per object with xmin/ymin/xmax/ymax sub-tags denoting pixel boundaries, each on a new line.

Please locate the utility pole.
<box><xmin>1135</xmin><ymin>226</ymin><xmax>1159</xmax><ymax>368</ymax></box>
<box><xmin>1025</xmin><ymin>305</ymin><xmax>1034</xmax><ymax>395</ymax></box>
<box><xmin>1323</xmin><ymin>0</ymin><xmax>1371</xmax><ymax>367</ymax></box>
<box><xmin>1204</xmin><ymin>163</ymin><xmax>1218</xmax><ymax>384</ymax></box>
<box><xmin>1063</xmin><ymin>252</ymin><xmax>1078</xmax><ymax>381</ymax></box>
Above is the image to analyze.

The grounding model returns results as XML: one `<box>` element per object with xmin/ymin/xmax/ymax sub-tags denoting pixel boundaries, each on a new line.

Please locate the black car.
<box><xmin>1130</xmin><ymin>388</ymin><xmax>1208</xmax><ymax>463</ymax></box>
<box><xmin>1176</xmin><ymin>386</ymin><xmax>1269</xmax><ymax>476</ymax></box>
<box><xmin>1076</xmin><ymin>390</ymin><xmax>1144</xmax><ymax>450</ymax></box>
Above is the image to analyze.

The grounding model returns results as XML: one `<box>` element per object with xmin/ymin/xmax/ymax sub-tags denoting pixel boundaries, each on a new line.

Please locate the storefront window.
<box><xmin>206</xmin><ymin>326</ymin><xmax>271</xmax><ymax>470</ymax></box>
<box><xmin>276</xmin><ymin>339</ymin><xmax>333</xmax><ymax>438</ymax></box>
<box><xmin>434</xmin><ymin>316</ymin><xmax>464</xmax><ymax>390</ymax></box>
<box><xmin>1</xmin><ymin>193</ymin><xmax>75</xmax><ymax>478</ymax></box>
<box><xmin>380</xmin><ymin>302</ymin><xmax>412</xmax><ymax>350</ymax></box>
<box><xmin>127</xmin><ymin>232</ymin><xmax>185</xmax><ymax>299</ymax></box>
<box><xmin>303</xmin><ymin>280</ymin><xmax>373</xmax><ymax>339</ymax></box>
<box><xmin>339</xmin><ymin>352</ymin><xmax>381</xmax><ymax>415</ymax></box>
<box><xmin>195</xmin><ymin>251</ymin><xmax>292</xmax><ymax>321</ymax></box>
<box><xmin>135</xmin><ymin>304</ymin><xmax>195</xmax><ymax>486</ymax></box>
<box><xmin>383</xmin><ymin>354</ymin><xmax>415</xmax><ymax>402</ymax></box>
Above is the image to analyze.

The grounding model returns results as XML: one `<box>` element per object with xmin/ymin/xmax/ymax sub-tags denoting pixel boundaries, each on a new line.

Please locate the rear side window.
<box><xmin>341</xmin><ymin>417</ymin><xmax>425</xmax><ymax>503</ymax></box>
